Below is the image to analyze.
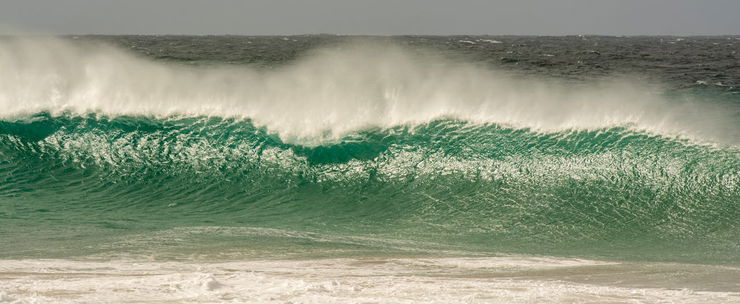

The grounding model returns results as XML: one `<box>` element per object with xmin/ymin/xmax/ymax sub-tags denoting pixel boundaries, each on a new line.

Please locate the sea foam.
<box><xmin>1</xmin><ymin>257</ymin><xmax>738</xmax><ymax>304</ymax></box>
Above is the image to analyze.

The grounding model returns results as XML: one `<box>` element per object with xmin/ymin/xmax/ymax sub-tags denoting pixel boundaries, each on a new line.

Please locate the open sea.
<box><xmin>1</xmin><ymin>35</ymin><xmax>739</xmax><ymax>303</ymax></box>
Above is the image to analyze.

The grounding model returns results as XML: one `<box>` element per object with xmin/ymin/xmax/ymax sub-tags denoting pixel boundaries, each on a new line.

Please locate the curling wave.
<box><xmin>0</xmin><ymin>37</ymin><xmax>738</xmax><ymax>263</ymax></box>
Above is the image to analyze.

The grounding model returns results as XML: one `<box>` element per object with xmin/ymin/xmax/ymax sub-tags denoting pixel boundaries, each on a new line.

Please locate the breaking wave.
<box><xmin>0</xmin><ymin>37</ymin><xmax>738</xmax><ymax>262</ymax></box>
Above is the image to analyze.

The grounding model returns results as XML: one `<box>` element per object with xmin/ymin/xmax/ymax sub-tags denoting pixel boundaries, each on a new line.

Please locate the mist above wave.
<box><xmin>0</xmin><ymin>37</ymin><xmax>735</xmax><ymax>145</ymax></box>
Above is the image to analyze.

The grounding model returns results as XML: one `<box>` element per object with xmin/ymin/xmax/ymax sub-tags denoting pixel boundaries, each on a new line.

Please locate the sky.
<box><xmin>1</xmin><ymin>0</ymin><xmax>738</xmax><ymax>35</ymax></box>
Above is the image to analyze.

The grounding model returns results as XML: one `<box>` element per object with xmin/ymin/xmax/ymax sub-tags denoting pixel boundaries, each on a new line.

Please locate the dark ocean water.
<box><xmin>0</xmin><ymin>36</ymin><xmax>738</xmax><ymax>265</ymax></box>
<box><xmin>97</xmin><ymin>35</ymin><xmax>740</xmax><ymax>88</ymax></box>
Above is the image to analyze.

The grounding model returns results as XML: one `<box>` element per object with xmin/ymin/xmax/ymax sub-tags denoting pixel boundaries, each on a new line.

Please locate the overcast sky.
<box><xmin>1</xmin><ymin>0</ymin><xmax>738</xmax><ymax>35</ymax></box>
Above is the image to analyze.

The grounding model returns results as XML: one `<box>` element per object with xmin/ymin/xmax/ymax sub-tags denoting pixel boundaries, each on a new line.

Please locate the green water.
<box><xmin>1</xmin><ymin>113</ymin><xmax>737</xmax><ymax>263</ymax></box>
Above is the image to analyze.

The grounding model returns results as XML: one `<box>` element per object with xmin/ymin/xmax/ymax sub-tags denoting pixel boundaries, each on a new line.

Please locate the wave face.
<box><xmin>2</xmin><ymin>114</ymin><xmax>738</xmax><ymax>262</ymax></box>
<box><xmin>0</xmin><ymin>37</ymin><xmax>739</xmax><ymax>262</ymax></box>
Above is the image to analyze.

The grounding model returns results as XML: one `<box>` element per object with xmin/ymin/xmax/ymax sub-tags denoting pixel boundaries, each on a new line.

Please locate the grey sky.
<box><xmin>1</xmin><ymin>0</ymin><xmax>738</xmax><ymax>35</ymax></box>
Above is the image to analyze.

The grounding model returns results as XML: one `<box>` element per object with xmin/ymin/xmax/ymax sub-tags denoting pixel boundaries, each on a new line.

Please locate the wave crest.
<box><xmin>0</xmin><ymin>37</ymin><xmax>736</xmax><ymax>145</ymax></box>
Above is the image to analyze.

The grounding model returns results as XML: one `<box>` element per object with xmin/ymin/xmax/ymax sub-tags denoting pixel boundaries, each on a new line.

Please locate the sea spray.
<box><xmin>1</xmin><ymin>37</ymin><xmax>736</xmax><ymax>144</ymax></box>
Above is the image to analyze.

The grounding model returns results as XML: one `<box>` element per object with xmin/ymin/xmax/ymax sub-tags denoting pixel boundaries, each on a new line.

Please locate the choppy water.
<box><xmin>1</xmin><ymin>35</ymin><xmax>739</xmax><ymax>303</ymax></box>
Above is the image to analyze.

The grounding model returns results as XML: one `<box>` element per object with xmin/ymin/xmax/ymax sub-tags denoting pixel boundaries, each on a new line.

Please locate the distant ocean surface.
<box><xmin>1</xmin><ymin>36</ymin><xmax>739</xmax><ymax>303</ymax></box>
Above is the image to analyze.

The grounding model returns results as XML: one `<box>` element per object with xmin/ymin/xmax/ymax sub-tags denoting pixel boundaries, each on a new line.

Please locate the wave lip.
<box><xmin>0</xmin><ymin>37</ymin><xmax>737</xmax><ymax>145</ymax></box>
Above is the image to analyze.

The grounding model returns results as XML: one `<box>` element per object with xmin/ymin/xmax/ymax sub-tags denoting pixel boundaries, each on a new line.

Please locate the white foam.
<box><xmin>1</xmin><ymin>257</ymin><xmax>738</xmax><ymax>304</ymax></box>
<box><xmin>0</xmin><ymin>37</ymin><xmax>736</xmax><ymax>145</ymax></box>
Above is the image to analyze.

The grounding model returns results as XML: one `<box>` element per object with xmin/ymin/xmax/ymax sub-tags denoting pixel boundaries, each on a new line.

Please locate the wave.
<box><xmin>1</xmin><ymin>114</ymin><xmax>738</xmax><ymax>261</ymax></box>
<box><xmin>0</xmin><ymin>37</ymin><xmax>737</xmax><ymax>145</ymax></box>
<box><xmin>1</xmin><ymin>37</ymin><xmax>739</xmax><ymax>262</ymax></box>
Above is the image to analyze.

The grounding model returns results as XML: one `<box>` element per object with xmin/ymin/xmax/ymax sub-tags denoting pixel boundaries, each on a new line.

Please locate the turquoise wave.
<box><xmin>1</xmin><ymin>113</ymin><xmax>738</xmax><ymax>262</ymax></box>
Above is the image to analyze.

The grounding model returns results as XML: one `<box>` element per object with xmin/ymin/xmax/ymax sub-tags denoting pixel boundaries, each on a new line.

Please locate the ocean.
<box><xmin>0</xmin><ymin>35</ymin><xmax>738</xmax><ymax>303</ymax></box>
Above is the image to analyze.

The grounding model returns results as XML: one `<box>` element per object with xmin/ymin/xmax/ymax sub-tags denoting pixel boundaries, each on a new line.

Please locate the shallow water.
<box><xmin>2</xmin><ymin>257</ymin><xmax>739</xmax><ymax>303</ymax></box>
